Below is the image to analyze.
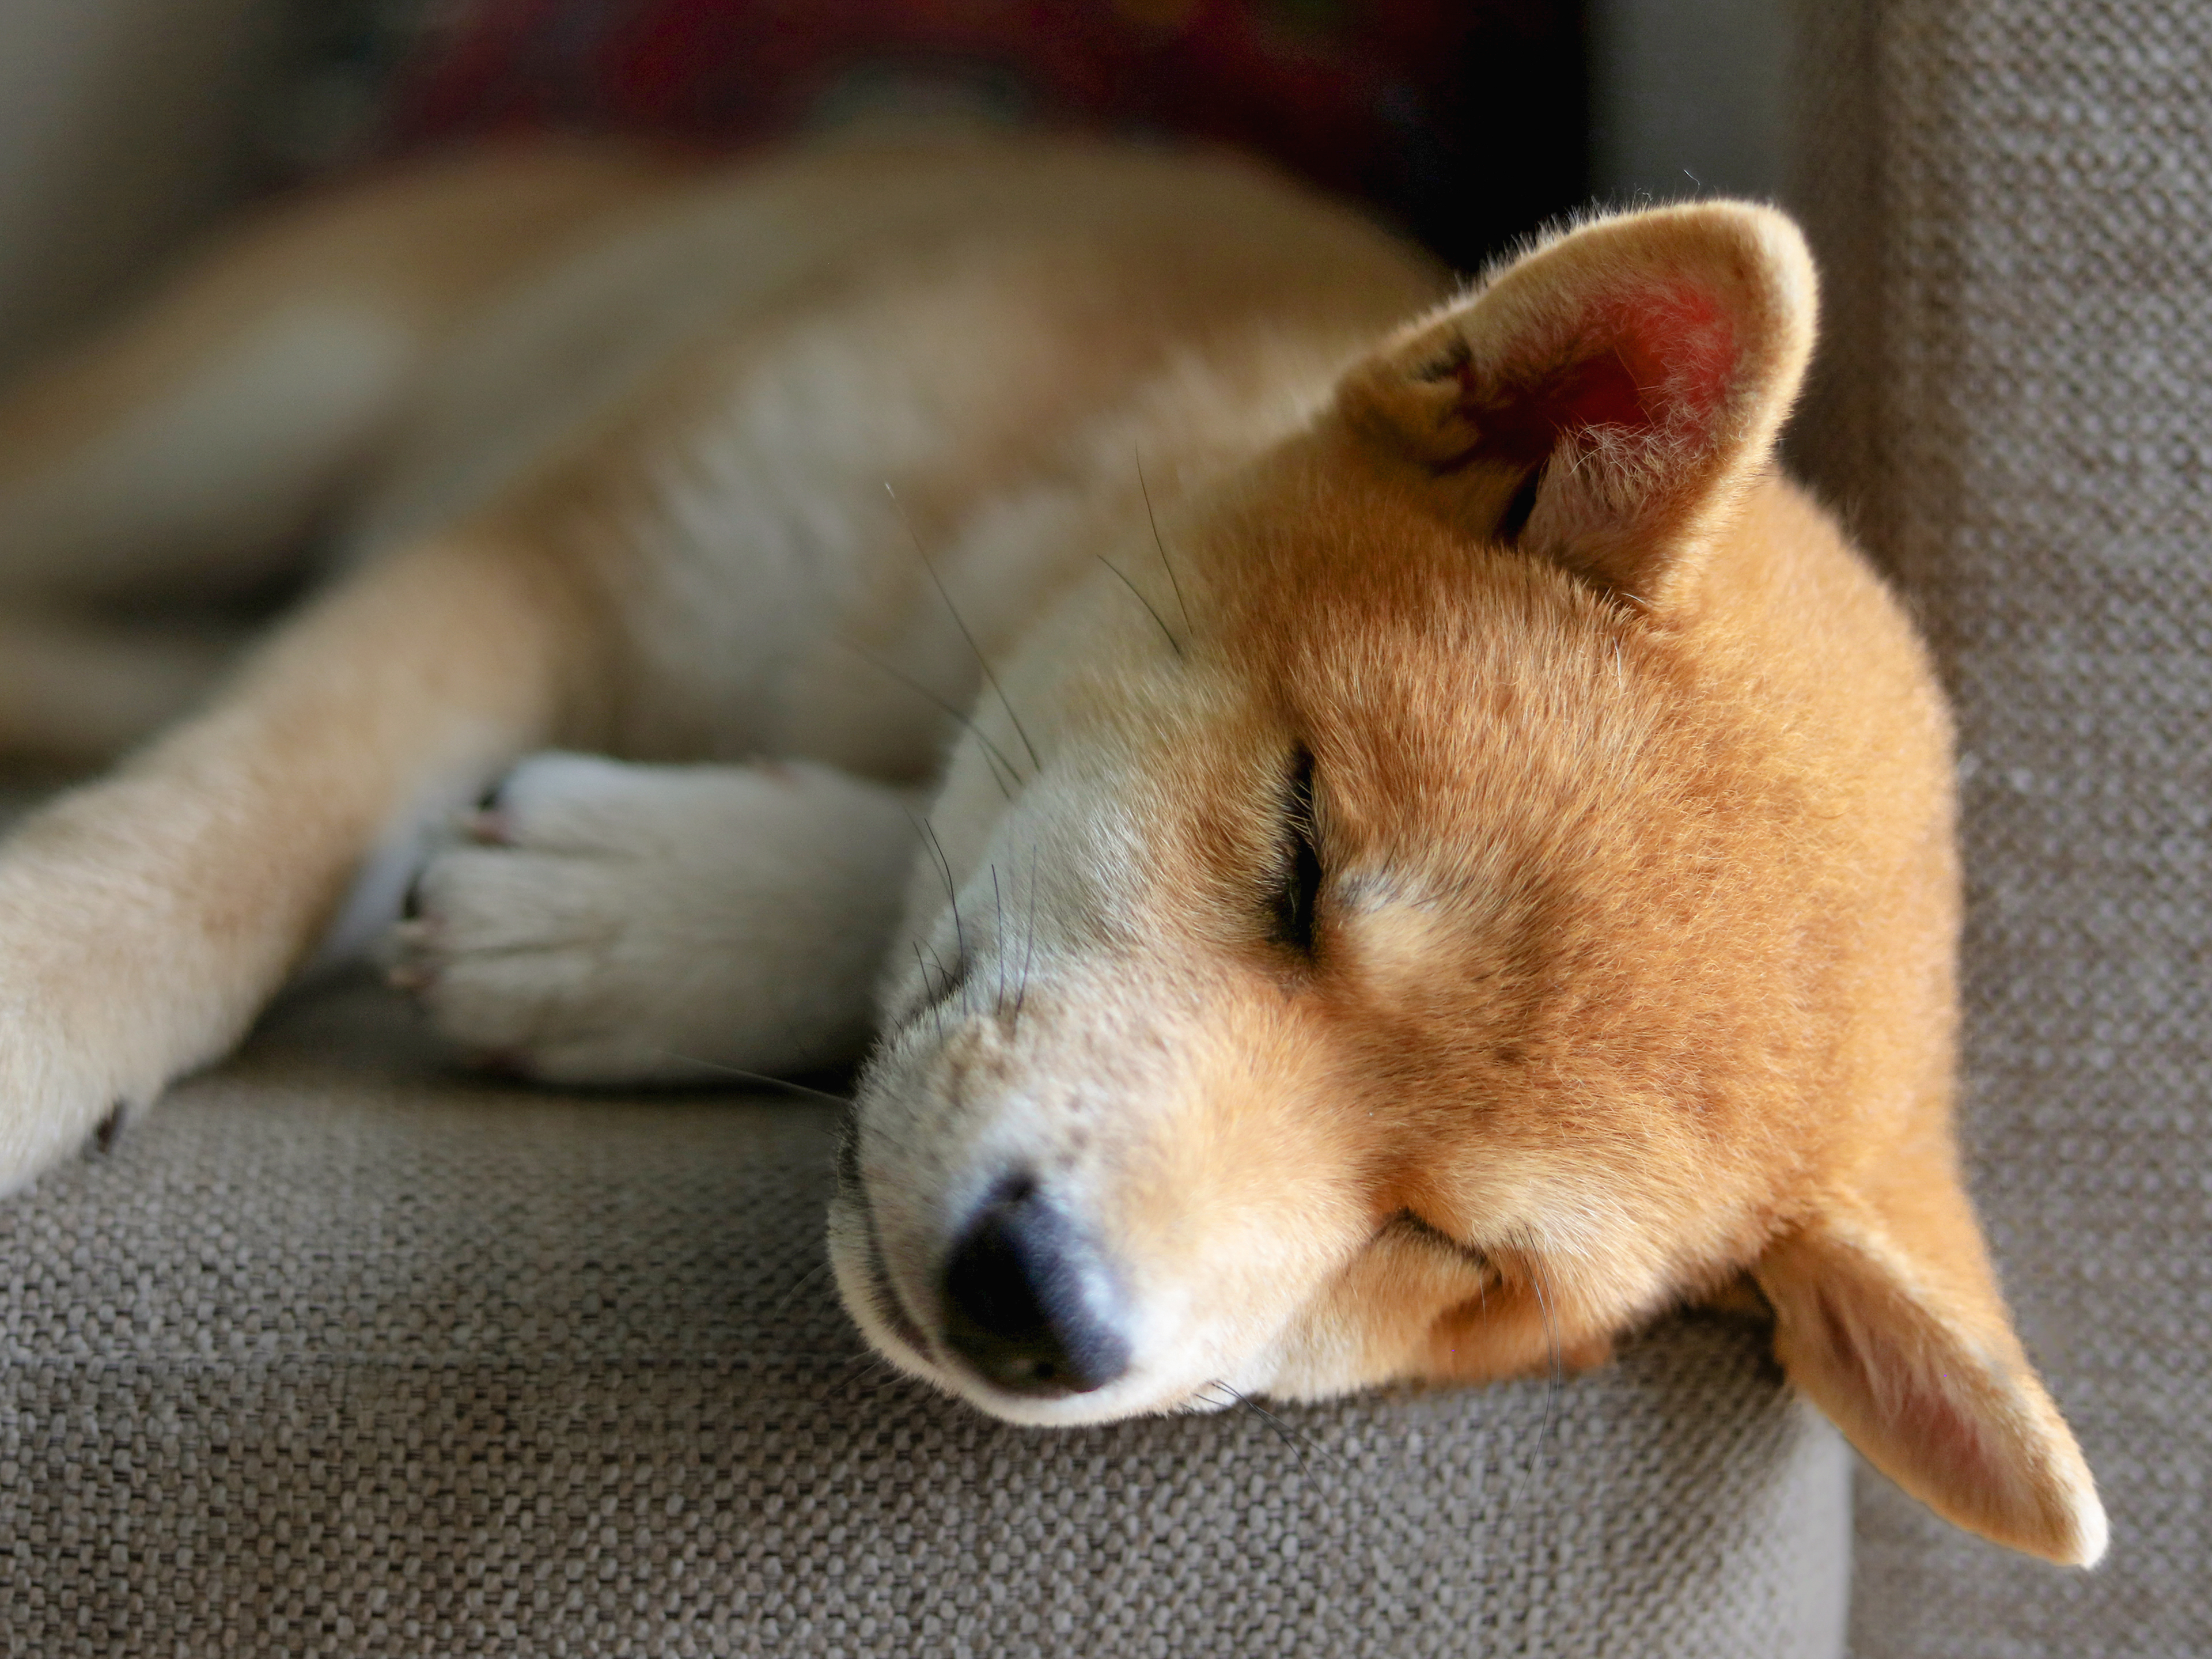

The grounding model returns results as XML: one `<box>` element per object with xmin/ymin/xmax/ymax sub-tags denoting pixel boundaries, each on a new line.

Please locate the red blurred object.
<box><xmin>376</xmin><ymin>0</ymin><xmax>1586</xmax><ymax>267</ymax></box>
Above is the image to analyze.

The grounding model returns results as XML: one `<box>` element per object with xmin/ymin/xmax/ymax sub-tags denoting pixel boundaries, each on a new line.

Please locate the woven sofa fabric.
<box><xmin>1788</xmin><ymin>1</ymin><xmax>2212</xmax><ymax>1653</ymax></box>
<box><xmin>1</xmin><ymin>987</ymin><xmax>1851</xmax><ymax>1658</ymax></box>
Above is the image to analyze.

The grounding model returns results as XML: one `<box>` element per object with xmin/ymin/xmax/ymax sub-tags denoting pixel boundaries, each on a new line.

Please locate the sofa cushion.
<box><xmin>1789</xmin><ymin>2</ymin><xmax>2212</xmax><ymax>1652</ymax></box>
<box><xmin>2</xmin><ymin>982</ymin><xmax>1850</xmax><ymax>1657</ymax></box>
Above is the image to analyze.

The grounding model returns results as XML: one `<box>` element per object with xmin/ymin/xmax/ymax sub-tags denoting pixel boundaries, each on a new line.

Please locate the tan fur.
<box><xmin>0</xmin><ymin>137</ymin><xmax>2102</xmax><ymax>1566</ymax></box>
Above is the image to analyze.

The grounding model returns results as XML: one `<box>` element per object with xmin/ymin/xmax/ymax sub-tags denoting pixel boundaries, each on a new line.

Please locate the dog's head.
<box><xmin>830</xmin><ymin>200</ymin><xmax>2104</xmax><ymax>1566</ymax></box>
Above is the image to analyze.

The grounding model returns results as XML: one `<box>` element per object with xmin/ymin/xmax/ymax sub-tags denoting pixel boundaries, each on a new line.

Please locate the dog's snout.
<box><xmin>940</xmin><ymin>1177</ymin><xmax>1130</xmax><ymax>1398</ymax></box>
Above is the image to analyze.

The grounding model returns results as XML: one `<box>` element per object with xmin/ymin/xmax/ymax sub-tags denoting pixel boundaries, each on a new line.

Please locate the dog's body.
<box><xmin>0</xmin><ymin>137</ymin><xmax>2103</xmax><ymax>1565</ymax></box>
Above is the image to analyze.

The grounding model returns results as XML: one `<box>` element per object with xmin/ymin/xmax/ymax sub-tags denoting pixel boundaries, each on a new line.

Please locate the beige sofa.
<box><xmin>2</xmin><ymin>3</ymin><xmax>2203</xmax><ymax>1653</ymax></box>
<box><xmin>1788</xmin><ymin>3</ymin><xmax>2210</xmax><ymax>1652</ymax></box>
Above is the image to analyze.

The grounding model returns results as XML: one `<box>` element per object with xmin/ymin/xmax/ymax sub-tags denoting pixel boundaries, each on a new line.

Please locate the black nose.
<box><xmin>941</xmin><ymin>1177</ymin><xmax>1129</xmax><ymax>1397</ymax></box>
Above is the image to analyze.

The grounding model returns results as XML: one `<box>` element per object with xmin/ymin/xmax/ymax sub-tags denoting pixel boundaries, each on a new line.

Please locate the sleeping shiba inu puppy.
<box><xmin>0</xmin><ymin>138</ymin><xmax>2104</xmax><ymax>1566</ymax></box>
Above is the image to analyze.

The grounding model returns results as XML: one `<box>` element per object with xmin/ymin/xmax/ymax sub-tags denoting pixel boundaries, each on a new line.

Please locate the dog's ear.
<box><xmin>1335</xmin><ymin>200</ymin><xmax>1816</xmax><ymax>605</ymax></box>
<box><xmin>1753</xmin><ymin>1159</ymin><xmax>2107</xmax><ymax>1567</ymax></box>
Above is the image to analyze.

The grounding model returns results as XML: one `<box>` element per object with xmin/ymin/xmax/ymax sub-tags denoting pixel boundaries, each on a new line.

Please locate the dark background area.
<box><xmin>0</xmin><ymin>0</ymin><xmax>1608</xmax><ymax>385</ymax></box>
<box><xmin>275</xmin><ymin>0</ymin><xmax>1590</xmax><ymax>275</ymax></box>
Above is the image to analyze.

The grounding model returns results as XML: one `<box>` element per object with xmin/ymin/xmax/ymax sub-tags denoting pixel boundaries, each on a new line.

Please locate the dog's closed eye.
<box><xmin>1495</xmin><ymin>462</ymin><xmax>1545</xmax><ymax>546</ymax></box>
<box><xmin>1384</xmin><ymin>1208</ymin><xmax>1493</xmax><ymax>1271</ymax></box>
<box><xmin>1268</xmin><ymin>748</ymin><xmax>1324</xmax><ymax>957</ymax></box>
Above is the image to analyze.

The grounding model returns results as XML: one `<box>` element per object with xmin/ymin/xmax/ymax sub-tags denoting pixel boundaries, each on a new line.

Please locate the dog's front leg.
<box><xmin>0</xmin><ymin>530</ymin><xmax>594</xmax><ymax>1190</ymax></box>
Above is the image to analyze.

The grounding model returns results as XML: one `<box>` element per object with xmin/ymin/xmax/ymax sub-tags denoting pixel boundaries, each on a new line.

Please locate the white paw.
<box><xmin>388</xmin><ymin>752</ymin><xmax>919</xmax><ymax>1085</ymax></box>
<box><xmin>0</xmin><ymin>805</ymin><xmax>229</xmax><ymax>1194</ymax></box>
<box><xmin>0</xmin><ymin>975</ymin><xmax>139</xmax><ymax>1196</ymax></box>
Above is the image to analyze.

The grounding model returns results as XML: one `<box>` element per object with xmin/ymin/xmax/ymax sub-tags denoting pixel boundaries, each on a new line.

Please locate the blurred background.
<box><xmin>0</xmin><ymin>0</ymin><xmax>1794</xmax><ymax>377</ymax></box>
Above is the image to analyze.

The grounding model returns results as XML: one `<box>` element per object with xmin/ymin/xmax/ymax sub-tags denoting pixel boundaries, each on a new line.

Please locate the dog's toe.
<box><xmin>86</xmin><ymin>1100</ymin><xmax>127</xmax><ymax>1157</ymax></box>
<box><xmin>382</xmin><ymin>753</ymin><xmax>685</xmax><ymax>1079</ymax></box>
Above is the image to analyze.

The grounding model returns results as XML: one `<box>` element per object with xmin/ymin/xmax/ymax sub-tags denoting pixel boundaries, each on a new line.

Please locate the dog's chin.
<box><xmin>824</xmin><ymin>1193</ymin><xmax>1247</xmax><ymax>1428</ymax></box>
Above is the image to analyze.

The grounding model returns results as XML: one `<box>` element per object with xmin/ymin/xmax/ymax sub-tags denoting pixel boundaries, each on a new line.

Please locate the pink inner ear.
<box><xmin>1457</xmin><ymin>350</ymin><xmax>1649</xmax><ymax>468</ymax></box>
<box><xmin>1444</xmin><ymin>281</ymin><xmax>1736</xmax><ymax>472</ymax></box>
<box><xmin>1615</xmin><ymin>281</ymin><xmax>1736</xmax><ymax>419</ymax></box>
<box><xmin>1813</xmin><ymin>1280</ymin><xmax>2021</xmax><ymax>1516</ymax></box>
